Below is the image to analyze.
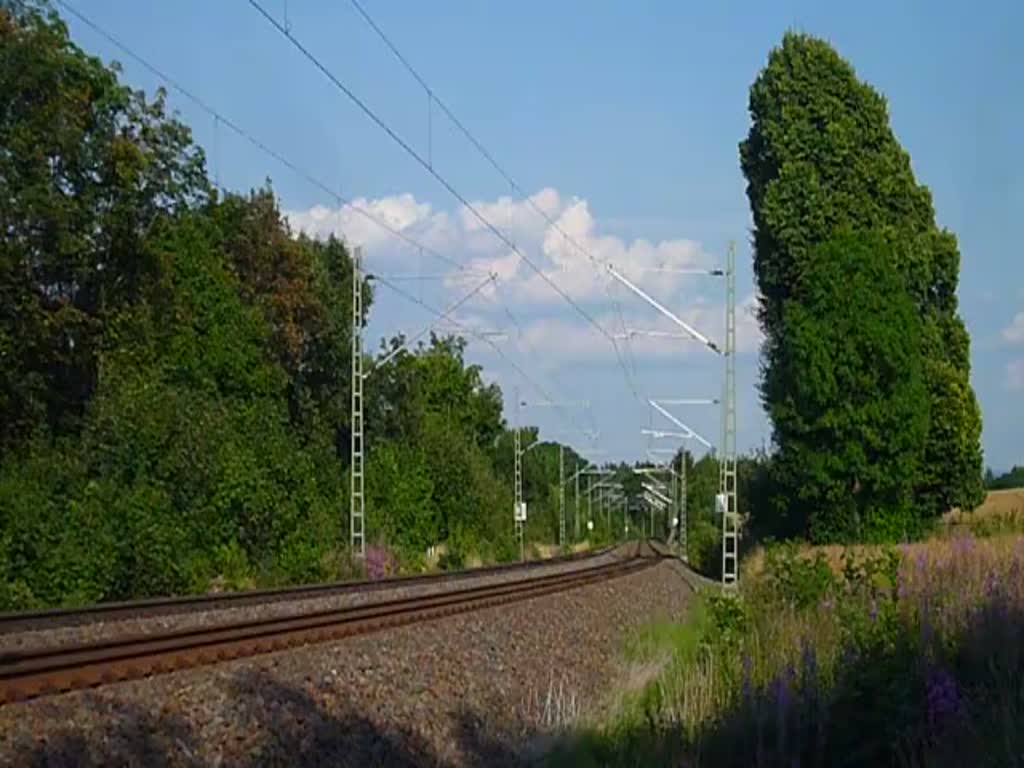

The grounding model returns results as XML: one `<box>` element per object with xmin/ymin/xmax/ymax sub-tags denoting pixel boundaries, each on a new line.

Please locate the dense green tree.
<box><xmin>211</xmin><ymin>188</ymin><xmax>369</xmax><ymax>459</ymax></box>
<box><xmin>0</xmin><ymin>213</ymin><xmax>346</xmax><ymax>608</ymax></box>
<box><xmin>0</xmin><ymin>4</ymin><xmax>374</xmax><ymax>609</ymax></box>
<box><xmin>739</xmin><ymin>32</ymin><xmax>984</xmax><ymax>530</ymax></box>
<box><xmin>0</xmin><ymin>3</ymin><xmax>208</xmax><ymax>452</ymax></box>
<box><xmin>769</xmin><ymin>232</ymin><xmax>929</xmax><ymax>542</ymax></box>
<box><xmin>362</xmin><ymin>335</ymin><xmax>516</xmax><ymax>562</ymax></box>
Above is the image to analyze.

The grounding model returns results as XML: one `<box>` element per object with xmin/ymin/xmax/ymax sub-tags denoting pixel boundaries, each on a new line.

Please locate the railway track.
<box><xmin>0</xmin><ymin>544</ymin><xmax>616</xmax><ymax>634</ymax></box>
<box><xmin>0</xmin><ymin>541</ymin><xmax>665</xmax><ymax>705</ymax></box>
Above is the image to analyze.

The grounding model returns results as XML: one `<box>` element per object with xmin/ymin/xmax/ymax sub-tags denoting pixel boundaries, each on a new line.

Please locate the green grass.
<box><xmin>622</xmin><ymin>603</ymin><xmax>711</xmax><ymax>665</ymax></box>
<box><xmin>544</xmin><ymin>599</ymin><xmax>712</xmax><ymax>767</ymax></box>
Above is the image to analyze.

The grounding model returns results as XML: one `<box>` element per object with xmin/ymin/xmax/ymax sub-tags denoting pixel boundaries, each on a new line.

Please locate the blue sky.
<box><xmin>63</xmin><ymin>1</ymin><xmax>1023</xmax><ymax>471</ymax></box>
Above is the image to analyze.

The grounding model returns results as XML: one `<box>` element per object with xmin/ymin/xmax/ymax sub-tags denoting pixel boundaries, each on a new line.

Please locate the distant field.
<box><xmin>972</xmin><ymin>487</ymin><xmax>1024</xmax><ymax>516</ymax></box>
<box><xmin>739</xmin><ymin>488</ymin><xmax>1024</xmax><ymax>580</ymax></box>
<box><xmin>942</xmin><ymin>487</ymin><xmax>1024</xmax><ymax>535</ymax></box>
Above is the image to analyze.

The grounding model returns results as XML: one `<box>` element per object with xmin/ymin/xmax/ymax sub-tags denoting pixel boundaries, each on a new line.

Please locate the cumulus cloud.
<box><xmin>1008</xmin><ymin>359</ymin><xmax>1024</xmax><ymax>392</ymax></box>
<box><xmin>1003</xmin><ymin>312</ymin><xmax>1024</xmax><ymax>345</ymax></box>
<box><xmin>285</xmin><ymin>186</ymin><xmax>765</xmax><ymax>383</ymax></box>
<box><xmin>286</xmin><ymin>194</ymin><xmax>461</xmax><ymax>259</ymax></box>
<box><xmin>285</xmin><ymin>187</ymin><xmax>713</xmax><ymax>305</ymax></box>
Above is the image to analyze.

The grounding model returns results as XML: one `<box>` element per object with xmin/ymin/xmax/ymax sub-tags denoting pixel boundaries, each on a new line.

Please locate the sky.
<box><xmin>62</xmin><ymin>0</ymin><xmax>1024</xmax><ymax>471</ymax></box>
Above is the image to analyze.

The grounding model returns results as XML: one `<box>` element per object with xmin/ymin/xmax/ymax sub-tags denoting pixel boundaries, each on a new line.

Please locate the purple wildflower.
<box><xmin>771</xmin><ymin>669</ymin><xmax>791</xmax><ymax>758</ymax></box>
<box><xmin>925</xmin><ymin>667</ymin><xmax>965</xmax><ymax>731</ymax></box>
<box><xmin>741</xmin><ymin>652</ymin><xmax>754</xmax><ymax>703</ymax></box>
<box><xmin>985</xmin><ymin>570</ymin><xmax>1000</xmax><ymax>599</ymax></box>
<box><xmin>801</xmin><ymin>642</ymin><xmax>818</xmax><ymax>682</ymax></box>
<box><xmin>770</xmin><ymin>673</ymin><xmax>786</xmax><ymax>710</ymax></box>
<box><xmin>801</xmin><ymin>641</ymin><xmax>819</xmax><ymax>708</ymax></box>
<box><xmin>1014</xmin><ymin>536</ymin><xmax>1024</xmax><ymax>561</ymax></box>
<box><xmin>840</xmin><ymin>643</ymin><xmax>857</xmax><ymax>670</ymax></box>
<box><xmin>915</xmin><ymin>550</ymin><xmax>928</xmax><ymax>573</ymax></box>
<box><xmin>770</xmin><ymin>666</ymin><xmax>794</xmax><ymax>716</ymax></box>
<box><xmin>951</xmin><ymin>533</ymin><xmax>973</xmax><ymax>560</ymax></box>
<box><xmin>1007</xmin><ymin>559</ymin><xmax>1022</xmax><ymax>605</ymax></box>
<box><xmin>920</xmin><ymin>600</ymin><xmax>933</xmax><ymax>655</ymax></box>
<box><xmin>869</xmin><ymin>598</ymin><xmax>879</xmax><ymax>624</ymax></box>
<box><xmin>364</xmin><ymin>544</ymin><xmax>397</xmax><ymax>581</ymax></box>
<box><xmin>895</xmin><ymin>569</ymin><xmax>909</xmax><ymax>603</ymax></box>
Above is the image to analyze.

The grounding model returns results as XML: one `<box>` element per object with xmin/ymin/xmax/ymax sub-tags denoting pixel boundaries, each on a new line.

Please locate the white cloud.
<box><xmin>286</xmin><ymin>186</ymin><xmax>766</xmax><ymax>411</ymax></box>
<box><xmin>287</xmin><ymin>195</ymin><xmax>440</xmax><ymax>252</ymax></box>
<box><xmin>1008</xmin><ymin>359</ymin><xmax>1024</xmax><ymax>392</ymax></box>
<box><xmin>285</xmin><ymin>187</ymin><xmax>714</xmax><ymax>305</ymax></box>
<box><xmin>1003</xmin><ymin>312</ymin><xmax>1024</xmax><ymax>345</ymax></box>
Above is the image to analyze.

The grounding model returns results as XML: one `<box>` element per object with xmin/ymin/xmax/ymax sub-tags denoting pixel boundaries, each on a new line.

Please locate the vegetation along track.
<box><xmin>0</xmin><ymin>545</ymin><xmax>616</xmax><ymax>635</ymax></box>
<box><xmin>0</xmin><ymin>541</ymin><xmax>666</xmax><ymax>704</ymax></box>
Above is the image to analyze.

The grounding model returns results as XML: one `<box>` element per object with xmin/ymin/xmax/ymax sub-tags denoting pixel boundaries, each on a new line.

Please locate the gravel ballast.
<box><xmin>0</xmin><ymin>559</ymin><xmax>694</xmax><ymax>767</ymax></box>
<box><xmin>0</xmin><ymin>551</ymin><xmax>621</xmax><ymax>654</ymax></box>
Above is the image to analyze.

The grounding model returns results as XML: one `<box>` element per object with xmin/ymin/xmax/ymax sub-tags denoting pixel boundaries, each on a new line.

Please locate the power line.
<box><xmin>59</xmin><ymin>0</ymin><xmax>606</xmax><ymax>454</ymax></box>
<box><xmin>371</xmin><ymin>275</ymin><xmax>590</xmax><ymax>438</ymax></box>
<box><xmin>248</xmin><ymin>0</ymin><xmax>618</xmax><ymax>349</ymax></box>
<box><xmin>367</xmin><ymin>272</ymin><xmax>593</xmax><ymax>447</ymax></box>
<box><xmin>54</xmin><ymin>0</ymin><xmax>473</xmax><ymax>277</ymax></box>
<box><xmin>345</xmin><ymin>0</ymin><xmax>662</xmax><ymax>400</ymax></box>
<box><xmin>364</xmin><ymin>274</ymin><xmax>495</xmax><ymax>376</ymax></box>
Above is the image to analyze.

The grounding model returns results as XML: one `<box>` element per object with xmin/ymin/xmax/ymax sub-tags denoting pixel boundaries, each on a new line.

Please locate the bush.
<box><xmin>686</xmin><ymin>517</ymin><xmax>721</xmax><ymax>579</ymax></box>
<box><xmin>758</xmin><ymin>542</ymin><xmax>836</xmax><ymax>609</ymax></box>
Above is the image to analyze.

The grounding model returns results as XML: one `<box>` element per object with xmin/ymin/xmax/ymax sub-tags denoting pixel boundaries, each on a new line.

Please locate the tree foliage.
<box><xmin>364</xmin><ymin>335</ymin><xmax>515</xmax><ymax>562</ymax></box>
<box><xmin>739</xmin><ymin>32</ymin><xmax>984</xmax><ymax>540</ymax></box>
<box><xmin>768</xmin><ymin>232</ymin><xmax>929</xmax><ymax>541</ymax></box>
<box><xmin>0</xmin><ymin>3</ymin><xmax>208</xmax><ymax>453</ymax></box>
<box><xmin>0</xmin><ymin>4</ymin><xmax>516</xmax><ymax>608</ymax></box>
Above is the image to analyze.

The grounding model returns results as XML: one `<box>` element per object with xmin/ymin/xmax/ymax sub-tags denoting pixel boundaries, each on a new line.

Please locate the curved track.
<box><xmin>0</xmin><ymin>545</ymin><xmax>616</xmax><ymax>634</ymax></box>
<box><xmin>0</xmin><ymin>541</ymin><xmax>666</xmax><ymax>704</ymax></box>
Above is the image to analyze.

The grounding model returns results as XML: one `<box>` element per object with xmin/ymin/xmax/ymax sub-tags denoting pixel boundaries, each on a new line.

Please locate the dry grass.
<box><xmin>942</xmin><ymin>488</ymin><xmax>1024</xmax><ymax>531</ymax></box>
<box><xmin>744</xmin><ymin>529</ymin><xmax>1024</xmax><ymax>582</ymax></box>
<box><xmin>522</xmin><ymin>673</ymin><xmax>583</xmax><ymax>731</ymax></box>
<box><xmin>742</xmin><ymin>490</ymin><xmax>1024</xmax><ymax>581</ymax></box>
<box><xmin>534</xmin><ymin>543</ymin><xmax>563</xmax><ymax>560</ymax></box>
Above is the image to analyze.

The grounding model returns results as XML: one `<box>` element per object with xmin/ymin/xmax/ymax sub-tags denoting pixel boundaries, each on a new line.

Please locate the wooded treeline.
<box><xmin>0</xmin><ymin>5</ymin><xmax>532</xmax><ymax>609</ymax></box>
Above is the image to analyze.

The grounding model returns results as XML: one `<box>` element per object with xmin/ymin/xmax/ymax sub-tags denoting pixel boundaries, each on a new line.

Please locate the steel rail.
<box><xmin>0</xmin><ymin>546</ymin><xmax>617</xmax><ymax>634</ymax></box>
<box><xmin>0</xmin><ymin>543</ymin><xmax>662</xmax><ymax>704</ymax></box>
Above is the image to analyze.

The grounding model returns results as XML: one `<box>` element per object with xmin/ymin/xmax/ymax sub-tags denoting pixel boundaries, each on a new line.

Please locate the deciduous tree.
<box><xmin>739</xmin><ymin>32</ymin><xmax>983</xmax><ymax>533</ymax></box>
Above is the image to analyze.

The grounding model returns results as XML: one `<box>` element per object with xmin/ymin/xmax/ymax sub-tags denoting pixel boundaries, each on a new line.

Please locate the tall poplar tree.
<box><xmin>739</xmin><ymin>32</ymin><xmax>984</xmax><ymax>537</ymax></box>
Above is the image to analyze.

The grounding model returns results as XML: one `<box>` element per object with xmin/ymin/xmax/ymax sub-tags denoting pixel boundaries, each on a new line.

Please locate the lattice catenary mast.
<box><xmin>559</xmin><ymin>445</ymin><xmax>566</xmax><ymax>548</ymax></box>
<box><xmin>513</xmin><ymin>390</ymin><xmax>524</xmax><ymax>560</ymax></box>
<box><xmin>720</xmin><ymin>242</ymin><xmax>739</xmax><ymax>588</ymax></box>
<box><xmin>350</xmin><ymin>247</ymin><xmax>366</xmax><ymax>559</ymax></box>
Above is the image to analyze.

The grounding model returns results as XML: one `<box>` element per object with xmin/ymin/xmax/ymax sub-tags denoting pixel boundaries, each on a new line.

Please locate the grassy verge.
<box><xmin>547</xmin><ymin>532</ymin><xmax>1024</xmax><ymax>767</ymax></box>
<box><xmin>544</xmin><ymin>599</ymin><xmax>712</xmax><ymax>767</ymax></box>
